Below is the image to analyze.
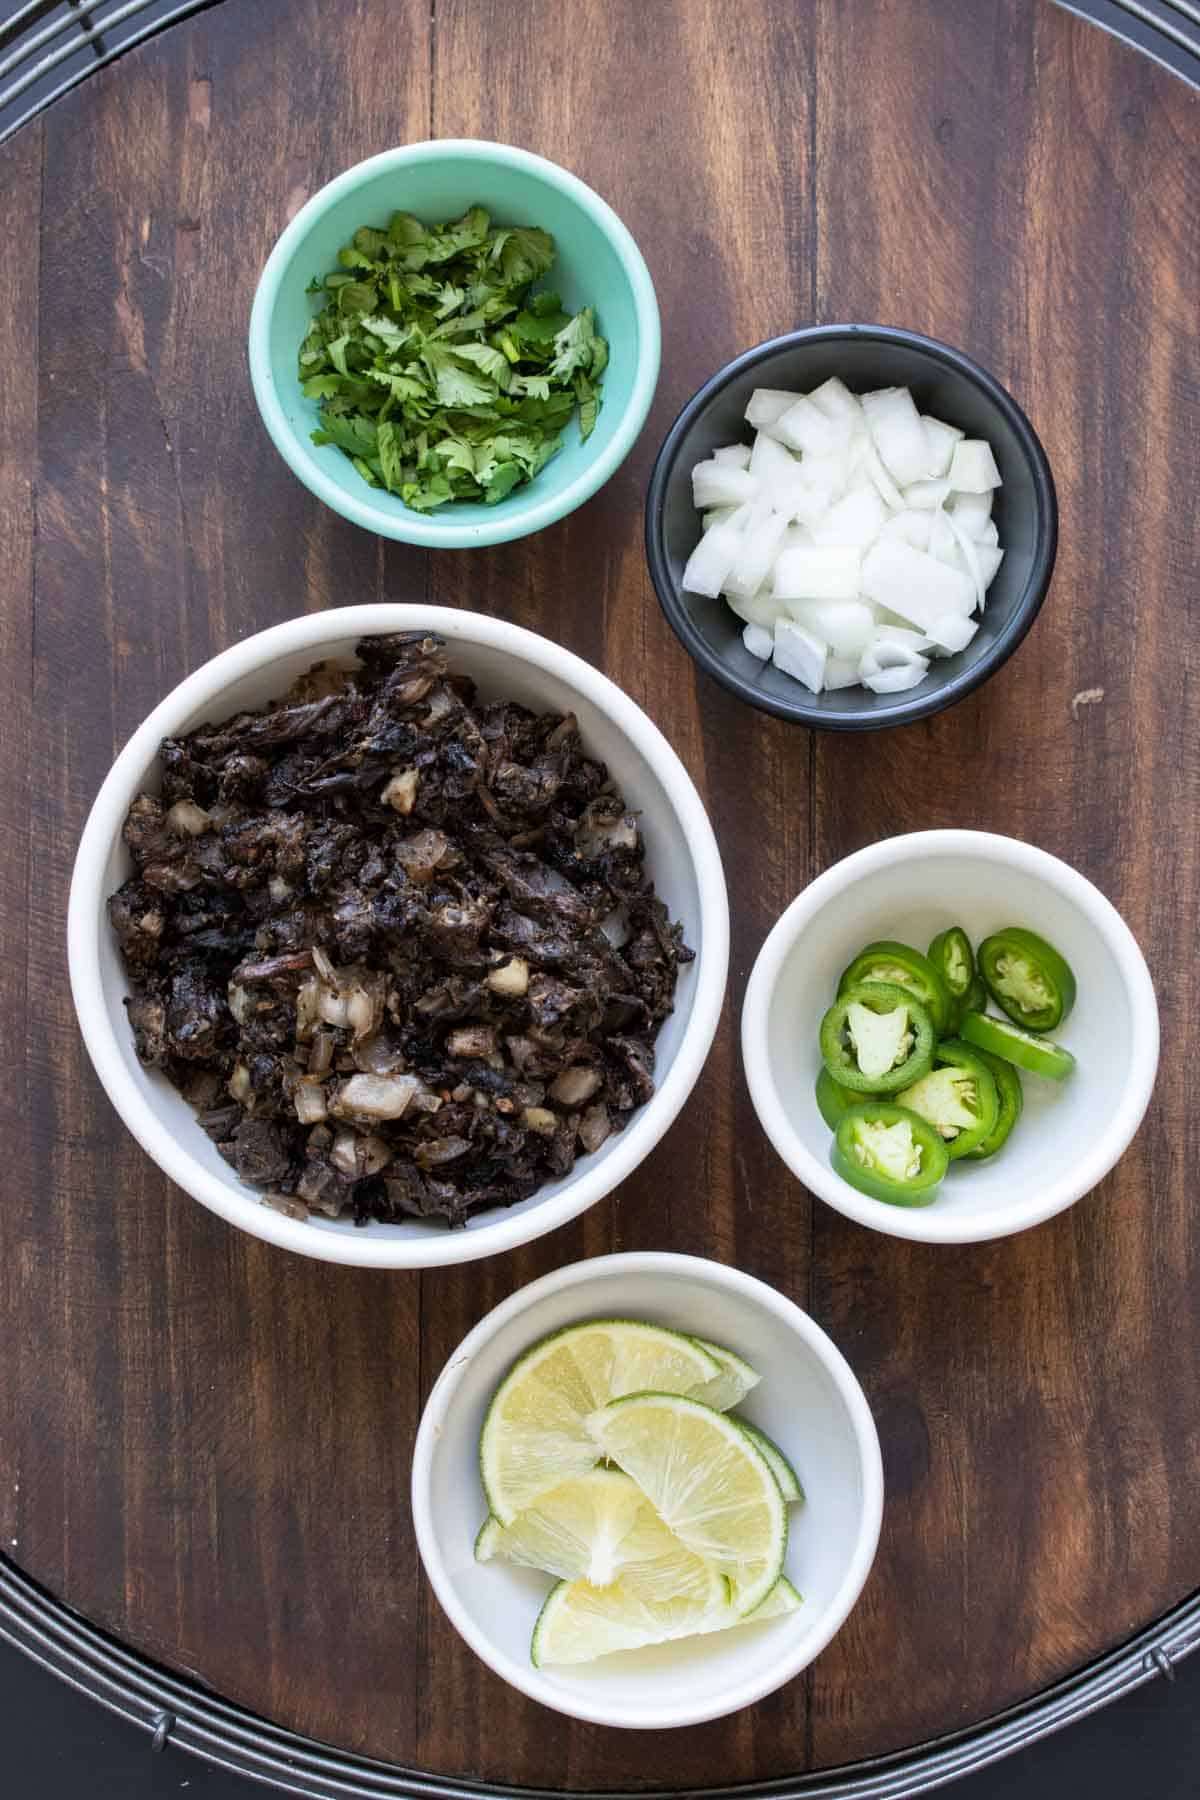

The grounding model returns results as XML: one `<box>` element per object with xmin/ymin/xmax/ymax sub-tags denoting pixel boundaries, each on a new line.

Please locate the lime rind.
<box><xmin>739</xmin><ymin>1421</ymin><xmax>805</xmax><ymax>1507</ymax></box>
<box><xmin>686</xmin><ymin>1336</ymin><xmax>762</xmax><ymax>1412</ymax></box>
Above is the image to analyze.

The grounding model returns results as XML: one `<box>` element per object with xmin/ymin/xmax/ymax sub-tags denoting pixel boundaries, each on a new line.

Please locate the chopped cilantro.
<box><xmin>298</xmin><ymin>206</ymin><xmax>607</xmax><ymax>511</ymax></box>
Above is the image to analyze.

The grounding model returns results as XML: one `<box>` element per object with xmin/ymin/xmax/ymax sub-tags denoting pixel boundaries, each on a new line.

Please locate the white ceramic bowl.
<box><xmin>67</xmin><ymin>606</ymin><xmax>728</xmax><ymax>1268</ymax></box>
<box><xmin>742</xmin><ymin>830</ymin><xmax>1159</xmax><ymax>1244</ymax></box>
<box><xmin>411</xmin><ymin>1251</ymin><xmax>884</xmax><ymax>1729</ymax></box>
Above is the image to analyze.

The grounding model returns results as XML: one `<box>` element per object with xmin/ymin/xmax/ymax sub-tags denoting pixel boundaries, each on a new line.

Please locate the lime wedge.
<box><xmin>687</xmin><ymin>1337</ymin><xmax>762</xmax><ymax>1412</ymax></box>
<box><xmin>479</xmin><ymin>1320</ymin><xmax>722</xmax><ymax>1525</ymax></box>
<box><xmin>740</xmin><ymin>1421</ymin><xmax>805</xmax><ymax>1506</ymax></box>
<box><xmin>585</xmin><ymin>1392</ymin><xmax>788</xmax><ymax>1615</ymax></box>
<box><xmin>475</xmin><ymin>1467</ymin><xmax>719</xmax><ymax>1590</ymax></box>
<box><xmin>531</xmin><ymin>1571</ymin><xmax>802</xmax><ymax>1667</ymax></box>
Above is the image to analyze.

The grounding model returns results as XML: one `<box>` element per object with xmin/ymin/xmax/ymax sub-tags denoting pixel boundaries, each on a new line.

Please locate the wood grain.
<box><xmin>0</xmin><ymin>0</ymin><xmax>1197</xmax><ymax>1789</ymax></box>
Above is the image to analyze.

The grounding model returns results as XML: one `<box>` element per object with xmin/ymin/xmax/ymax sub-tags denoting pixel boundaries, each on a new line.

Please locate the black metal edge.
<box><xmin>0</xmin><ymin>0</ymin><xmax>1195</xmax><ymax>1794</ymax></box>
<box><xmin>1054</xmin><ymin>0</ymin><xmax>1200</xmax><ymax>88</ymax></box>
<box><xmin>1</xmin><ymin>1553</ymin><xmax>1198</xmax><ymax>1800</ymax></box>
<box><xmin>0</xmin><ymin>0</ymin><xmax>223</xmax><ymax>145</ymax></box>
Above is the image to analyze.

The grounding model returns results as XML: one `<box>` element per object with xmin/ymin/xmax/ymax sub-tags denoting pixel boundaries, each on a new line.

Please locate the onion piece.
<box><xmin>745</xmin><ymin>388</ymin><xmax>799</xmax><ymax>432</ymax></box>
<box><xmin>948</xmin><ymin>491</ymin><xmax>992</xmax><ymax>537</ymax></box>
<box><xmin>902</xmin><ymin>478</ymin><xmax>952</xmax><ymax>510</ymax></box>
<box><xmin>921</xmin><ymin>414</ymin><xmax>964</xmax><ymax>477</ymax></box>
<box><xmin>860</xmin><ymin>540</ymin><xmax>976</xmax><ymax>629</ymax></box>
<box><xmin>681</xmin><ymin>505</ymin><xmax>750</xmax><ymax>598</ymax></box>
<box><xmin>773</xmin><ymin>621</ymin><xmax>827</xmax><ymax>693</ymax></box>
<box><xmin>786</xmin><ymin>599</ymin><xmax>877</xmax><ymax>659</ymax></box>
<box><xmin>722</xmin><ymin>504</ymin><xmax>790</xmax><ymax>601</ymax></box>
<box><xmin>691</xmin><ymin>462</ymin><xmax>759</xmax><ymax>509</ymax></box>
<box><xmin>774</xmin><ymin>395</ymin><xmax>844</xmax><ymax>457</ymax></box>
<box><xmin>861</xmin><ymin>387</ymin><xmax>931</xmax><ymax>486</ymax></box>
<box><xmin>948</xmin><ymin>440</ymin><xmax>1003</xmax><ymax>491</ymax></box>
<box><xmin>927</xmin><ymin>611</ymin><xmax>980</xmax><ymax>654</ymax></box>
<box><xmin>810</xmin><ymin>485</ymin><xmax>888</xmax><ymax>549</ymax></box>
<box><xmin>712</xmin><ymin>443</ymin><xmax>752</xmax><ymax>469</ymax></box>
<box><xmin>859</xmin><ymin>637</ymin><xmax>931</xmax><ymax>693</ymax></box>
<box><xmin>742</xmin><ymin>622</ymin><xmax>774</xmax><ymax>661</ymax></box>
<box><xmin>861</xmin><ymin>440</ymin><xmax>906</xmax><ymax>511</ymax></box>
<box><xmin>773</xmin><ymin>545</ymin><xmax>861</xmax><ymax>601</ymax></box>
<box><xmin>823</xmin><ymin>655</ymin><xmax>862</xmax><ymax>691</ymax></box>
<box><xmin>941</xmin><ymin>506</ymin><xmax>988</xmax><ymax>613</ymax></box>
<box><xmin>808</xmin><ymin>377</ymin><xmax>865</xmax><ymax>428</ymax></box>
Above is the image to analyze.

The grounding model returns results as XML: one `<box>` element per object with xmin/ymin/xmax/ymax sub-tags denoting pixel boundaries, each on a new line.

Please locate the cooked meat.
<box><xmin>108</xmin><ymin>632</ymin><xmax>692</xmax><ymax>1226</ymax></box>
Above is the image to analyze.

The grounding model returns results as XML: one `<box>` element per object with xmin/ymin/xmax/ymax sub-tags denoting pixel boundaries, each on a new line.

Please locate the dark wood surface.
<box><xmin>1</xmin><ymin>0</ymin><xmax>1198</xmax><ymax>1788</ymax></box>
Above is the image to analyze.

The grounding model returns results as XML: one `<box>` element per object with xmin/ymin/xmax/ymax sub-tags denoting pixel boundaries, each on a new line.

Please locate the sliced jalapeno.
<box><xmin>959</xmin><ymin>1010</ymin><xmax>1076</xmax><ymax>1081</ymax></box>
<box><xmin>962</xmin><ymin>1047</ymin><xmax>1024</xmax><ymax>1160</ymax></box>
<box><xmin>977</xmin><ymin>928</ymin><xmax>1077</xmax><ymax>1032</ymax></box>
<box><xmin>819</xmin><ymin>981</ymin><xmax>935</xmax><ymax>1094</ymax></box>
<box><xmin>947</xmin><ymin>970</ymin><xmax>988</xmax><ymax>1037</ymax></box>
<box><xmin>896</xmin><ymin>1038</ymin><xmax>1000</xmax><ymax>1160</ymax></box>
<box><xmin>831</xmin><ymin>1101</ymin><xmax>949</xmax><ymax>1206</ymax></box>
<box><xmin>815</xmin><ymin>1067</ymin><xmax>867</xmax><ymax>1129</ymax></box>
<box><xmin>837</xmin><ymin>941</ymin><xmax>952</xmax><ymax>1036</ymax></box>
<box><xmin>928</xmin><ymin>927</ymin><xmax>975</xmax><ymax>1001</ymax></box>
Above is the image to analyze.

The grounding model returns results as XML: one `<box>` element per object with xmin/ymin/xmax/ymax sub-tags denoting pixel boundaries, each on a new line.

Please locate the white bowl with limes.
<box><xmin>410</xmin><ymin>1252</ymin><xmax>883</xmax><ymax>1728</ymax></box>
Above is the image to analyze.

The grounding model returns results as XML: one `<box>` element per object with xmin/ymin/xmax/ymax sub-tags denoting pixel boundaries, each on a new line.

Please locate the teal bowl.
<box><xmin>248</xmin><ymin>140</ymin><xmax>661</xmax><ymax>548</ymax></box>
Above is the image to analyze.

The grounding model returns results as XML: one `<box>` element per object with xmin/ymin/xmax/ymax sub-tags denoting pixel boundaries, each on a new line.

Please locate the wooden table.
<box><xmin>1</xmin><ymin>0</ymin><xmax>1198</xmax><ymax>1790</ymax></box>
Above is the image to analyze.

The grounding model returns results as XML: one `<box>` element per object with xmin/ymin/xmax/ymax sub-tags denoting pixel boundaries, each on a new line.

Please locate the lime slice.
<box><xmin>585</xmin><ymin>1393</ymin><xmax>788</xmax><ymax>1615</ymax></box>
<box><xmin>479</xmin><ymin>1320</ymin><xmax>722</xmax><ymax>1525</ymax></box>
<box><xmin>474</xmin><ymin>1467</ymin><xmax>720</xmax><ymax>1590</ymax></box>
<box><xmin>531</xmin><ymin>1571</ymin><xmax>802</xmax><ymax>1667</ymax></box>
<box><xmin>687</xmin><ymin>1337</ymin><xmax>762</xmax><ymax>1412</ymax></box>
<box><xmin>739</xmin><ymin>1422</ymin><xmax>804</xmax><ymax>1506</ymax></box>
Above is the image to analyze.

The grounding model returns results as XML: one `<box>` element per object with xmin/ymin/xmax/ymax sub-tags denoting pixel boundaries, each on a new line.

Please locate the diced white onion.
<box><xmin>692</xmin><ymin>462</ymin><xmax>759</xmax><ymax>509</ymax></box>
<box><xmin>948</xmin><ymin>439</ymin><xmax>1003</xmax><ymax>492</ymax></box>
<box><xmin>862</xmin><ymin>387</ymin><xmax>931</xmax><ymax>486</ymax></box>
<box><xmin>859</xmin><ymin>637</ymin><xmax>931</xmax><ymax>692</ymax></box>
<box><xmin>683</xmin><ymin>378</ymin><xmax>1002</xmax><ymax>701</ymax></box>
<box><xmin>773</xmin><ymin>621</ymin><xmax>828</xmax><ymax>692</ymax></box>
<box><xmin>921</xmin><ymin>414</ymin><xmax>964</xmax><ymax>477</ymax></box>
<box><xmin>808</xmin><ymin>377</ymin><xmax>865</xmax><ymax>427</ymax></box>
<box><xmin>902</xmin><ymin>479</ymin><xmax>952</xmax><ymax>511</ymax></box>
<box><xmin>786</xmin><ymin>598</ymin><xmax>877</xmax><ymax>659</ymax></box>
<box><xmin>860</xmin><ymin>540</ymin><xmax>976</xmax><ymax>629</ymax></box>
<box><xmin>682</xmin><ymin>518</ymin><xmax>745</xmax><ymax>597</ymax></box>
<box><xmin>722</xmin><ymin>506</ymin><xmax>790</xmax><ymax>601</ymax></box>
<box><xmin>745</xmin><ymin>388</ymin><xmax>798</xmax><ymax>432</ymax></box>
<box><xmin>948</xmin><ymin>490</ymin><xmax>992</xmax><ymax>537</ymax></box>
<box><xmin>773</xmin><ymin>545</ymin><xmax>861</xmax><ymax>601</ymax></box>
<box><xmin>928</xmin><ymin>611</ymin><xmax>980</xmax><ymax>654</ymax></box>
<box><xmin>810</xmin><ymin>485</ymin><xmax>888</xmax><ymax>550</ymax></box>
<box><xmin>742</xmin><ymin>622</ymin><xmax>774</xmax><ymax>660</ymax></box>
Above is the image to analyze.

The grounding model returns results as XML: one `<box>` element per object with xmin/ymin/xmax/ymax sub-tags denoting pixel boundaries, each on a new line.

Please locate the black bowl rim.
<box><xmin>644</xmin><ymin>324</ymin><xmax>1059</xmax><ymax>731</ymax></box>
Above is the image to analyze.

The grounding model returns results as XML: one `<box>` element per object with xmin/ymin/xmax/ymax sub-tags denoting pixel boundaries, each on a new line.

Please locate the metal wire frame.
<box><xmin>1</xmin><ymin>1552</ymin><xmax>1198</xmax><ymax>1800</ymax></box>
<box><xmin>0</xmin><ymin>0</ymin><xmax>218</xmax><ymax>143</ymax></box>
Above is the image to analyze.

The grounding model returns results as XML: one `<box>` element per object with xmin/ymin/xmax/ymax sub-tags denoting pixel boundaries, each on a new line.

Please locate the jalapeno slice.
<box><xmin>838</xmin><ymin>941</ymin><xmax>952</xmax><ymax>1036</ymax></box>
<box><xmin>831</xmin><ymin>1102</ymin><xmax>949</xmax><ymax>1206</ymax></box>
<box><xmin>815</xmin><ymin>1066</ymin><xmax>868</xmax><ymax>1129</ymax></box>
<box><xmin>928</xmin><ymin>927</ymin><xmax>975</xmax><ymax>1001</ymax></box>
<box><xmin>896</xmin><ymin>1038</ymin><xmax>1000</xmax><ymax>1160</ymax></box>
<box><xmin>959</xmin><ymin>1010</ymin><xmax>1076</xmax><ymax>1081</ymax></box>
<box><xmin>947</xmin><ymin>971</ymin><xmax>988</xmax><ymax>1037</ymax></box>
<box><xmin>819</xmin><ymin>981</ymin><xmax>935</xmax><ymax>1094</ymax></box>
<box><xmin>962</xmin><ymin>1047</ymin><xmax>1024</xmax><ymax>1159</ymax></box>
<box><xmin>977</xmin><ymin>928</ymin><xmax>1077</xmax><ymax>1032</ymax></box>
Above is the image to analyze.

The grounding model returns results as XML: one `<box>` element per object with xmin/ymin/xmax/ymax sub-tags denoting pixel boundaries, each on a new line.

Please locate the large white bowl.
<box><xmin>67</xmin><ymin>606</ymin><xmax>728</xmax><ymax>1268</ymax></box>
<box><xmin>411</xmin><ymin>1252</ymin><xmax>883</xmax><ymax>1729</ymax></box>
<box><xmin>742</xmin><ymin>830</ymin><xmax>1159</xmax><ymax>1244</ymax></box>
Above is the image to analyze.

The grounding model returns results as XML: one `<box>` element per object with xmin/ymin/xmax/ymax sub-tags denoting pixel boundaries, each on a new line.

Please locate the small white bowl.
<box><xmin>411</xmin><ymin>1252</ymin><xmax>883</xmax><ymax>1729</ymax></box>
<box><xmin>67</xmin><ymin>606</ymin><xmax>728</xmax><ymax>1269</ymax></box>
<box><xmin>742</xmin><ymin>830</ymin><xmax>1159</xmax><ymax>1244</ymax></box>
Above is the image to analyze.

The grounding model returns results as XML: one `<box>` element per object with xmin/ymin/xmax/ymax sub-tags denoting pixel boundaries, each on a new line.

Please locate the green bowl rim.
<box><xmin>247</xmin><ymin>138</ymin><xmax>662</xmax><ymax>548</ymax></box>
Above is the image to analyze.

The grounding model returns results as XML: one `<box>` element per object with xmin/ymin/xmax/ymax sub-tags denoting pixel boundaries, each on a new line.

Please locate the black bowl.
<box><xmin>644</xmin><ymin>325</ymin><xmax>1058</xmax><ymax>730</ymax></box>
